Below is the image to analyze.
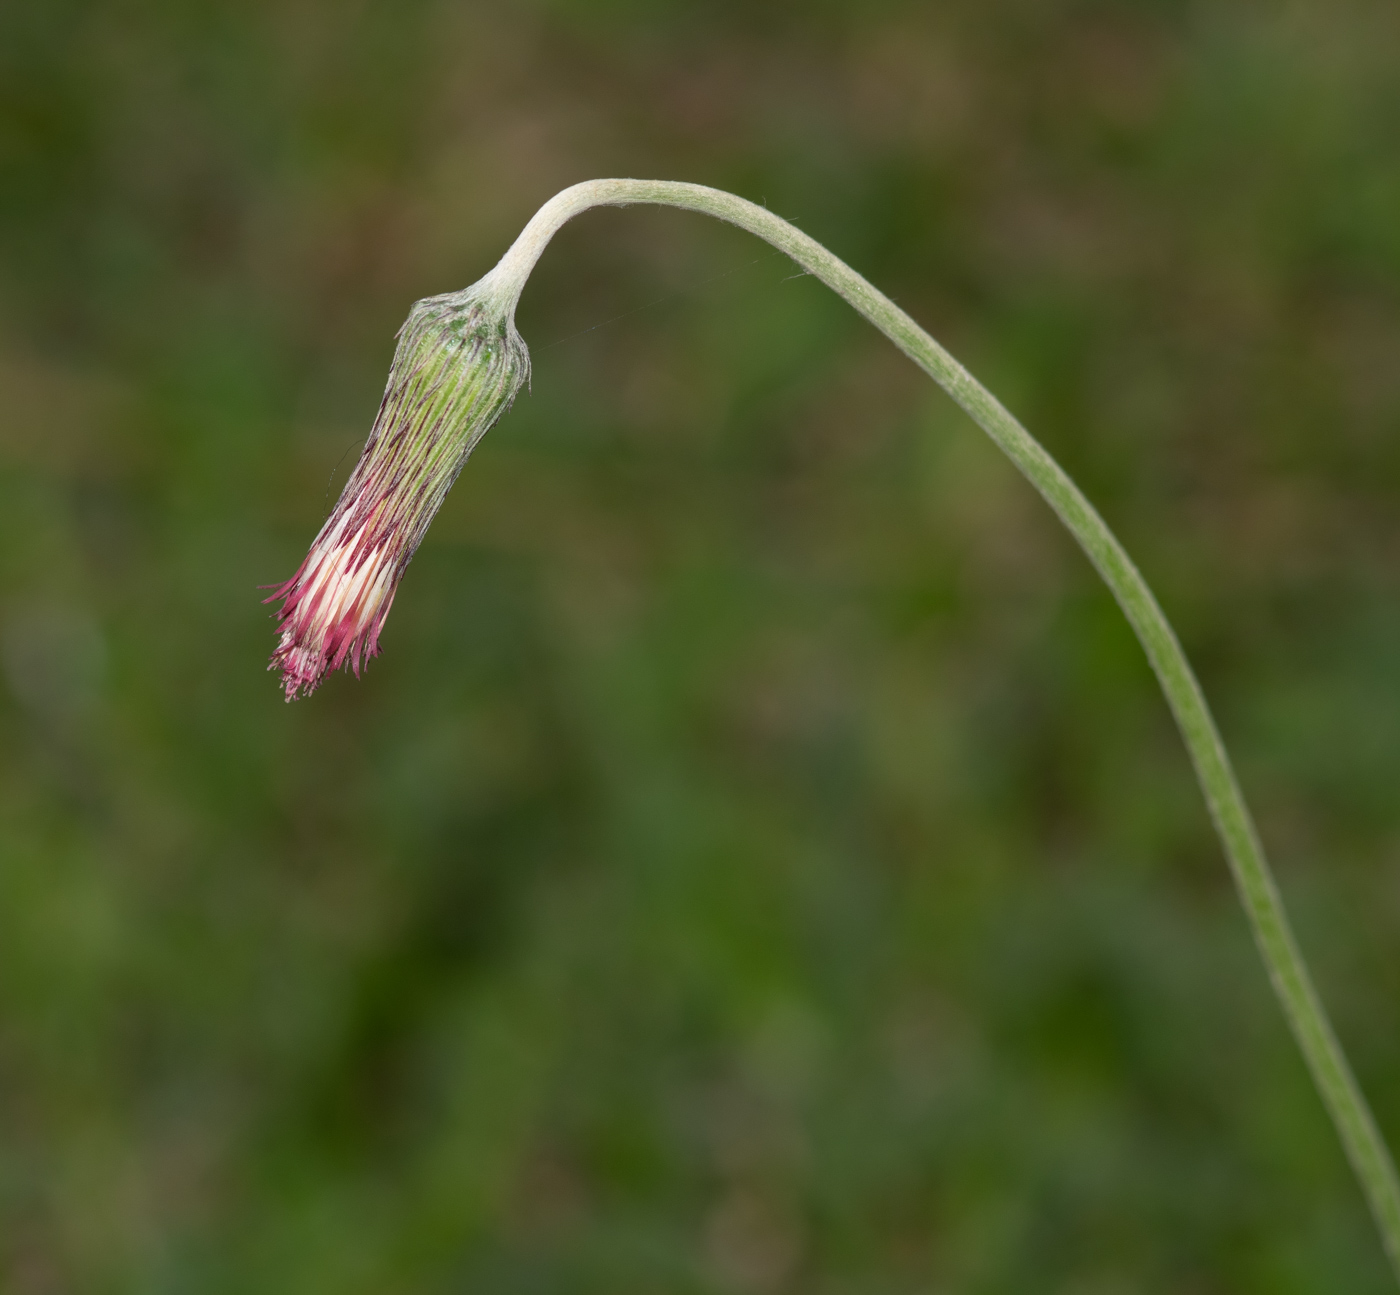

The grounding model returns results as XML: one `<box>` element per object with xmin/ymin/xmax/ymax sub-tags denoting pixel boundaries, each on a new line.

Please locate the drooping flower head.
<box><xmin>266</xmin><ymin>285</ymin><xmax>529</xmax><ymax>700</ymax></box>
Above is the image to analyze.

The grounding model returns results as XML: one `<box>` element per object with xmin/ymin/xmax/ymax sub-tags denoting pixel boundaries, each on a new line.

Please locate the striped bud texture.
<box><xmin>266</xmin><ymin>288</ymin><xmax>528</xmax><ymax>700</ymax></box>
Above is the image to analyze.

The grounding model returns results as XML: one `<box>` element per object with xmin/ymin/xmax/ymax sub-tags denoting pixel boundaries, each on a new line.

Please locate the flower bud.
<box><xmin>266</xmin><ymin>286</ymin><xmax>528</xmax><ymax>700</ymax></box>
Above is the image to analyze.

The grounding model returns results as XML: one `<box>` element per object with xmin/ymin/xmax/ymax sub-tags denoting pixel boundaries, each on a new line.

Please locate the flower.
<box><xmin>266</xmin><ymin>286</ymin><xmax>528</xmax><ymax>700</ymax></box>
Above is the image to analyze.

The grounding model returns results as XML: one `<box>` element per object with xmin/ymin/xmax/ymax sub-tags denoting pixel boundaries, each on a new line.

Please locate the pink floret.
<box><xmin>263</xmin><ymin>530</ymin><xmax>399</xmax><ymax>701</ymax></box>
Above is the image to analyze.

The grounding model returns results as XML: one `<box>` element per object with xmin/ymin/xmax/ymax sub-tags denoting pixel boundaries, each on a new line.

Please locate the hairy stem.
<box><xmin>485</xmin><ymin>178</ymin><xmax>1400</xmax><ymax>1277</ymax></box>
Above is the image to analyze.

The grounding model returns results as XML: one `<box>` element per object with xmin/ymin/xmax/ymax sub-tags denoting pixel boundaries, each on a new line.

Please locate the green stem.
<box><xmin>484</xmin><ymin>179</ymin><xmax>1400</xmax><ymax>1278</ymax></box>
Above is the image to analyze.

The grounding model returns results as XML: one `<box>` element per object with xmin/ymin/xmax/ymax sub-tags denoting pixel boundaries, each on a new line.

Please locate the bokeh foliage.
<box><xmin>3</xmin><ymin>0</ymin><xmax>1400</xmax><ymax>1290</ymax></box>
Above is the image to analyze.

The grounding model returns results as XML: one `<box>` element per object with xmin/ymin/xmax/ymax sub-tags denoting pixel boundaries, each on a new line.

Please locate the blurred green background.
<box><xmin>3</xmin><ymin>1</ymin><xmax>1400</xmax><ymax>1290</ymax></box>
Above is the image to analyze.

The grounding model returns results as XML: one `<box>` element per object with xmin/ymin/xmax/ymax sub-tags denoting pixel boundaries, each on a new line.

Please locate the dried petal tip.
<box><xmin>265</xmin><ymin>285</ymin><xmax>529</xmax><ymax>700</ymax></box>
<box><xmin>264</xmin><ymin>519</ymin><xmax>399</xmax><ymax>701</ymax></box>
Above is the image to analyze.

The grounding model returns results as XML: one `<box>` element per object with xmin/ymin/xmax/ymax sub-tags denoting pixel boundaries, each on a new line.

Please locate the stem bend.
<box><xmin>487</xmin><ymin>179</ymin><xmax>1400</xmax><ymax>1278</ymax></box>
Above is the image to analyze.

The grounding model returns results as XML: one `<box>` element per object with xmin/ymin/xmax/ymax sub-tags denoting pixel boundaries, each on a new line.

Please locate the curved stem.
<box><xmin>485</xmin><ymin>179</ymin><xmax>1400</xmax><ymax>1277</ymax></box>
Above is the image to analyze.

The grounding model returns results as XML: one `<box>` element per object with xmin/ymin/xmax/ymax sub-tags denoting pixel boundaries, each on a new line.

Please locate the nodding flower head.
<box><xmin>266</xmin><ymin>285</ymin><xmax>529</xmax><ymax>700</ymax></box>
